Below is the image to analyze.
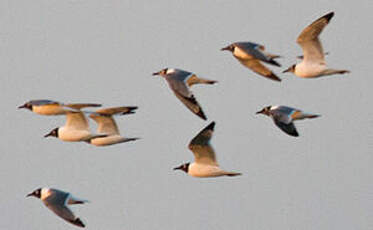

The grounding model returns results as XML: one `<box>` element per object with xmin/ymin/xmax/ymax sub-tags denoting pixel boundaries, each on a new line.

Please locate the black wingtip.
<box><xmin>129</xmin><ymin>106</ymin><xmax>138</xmax><ymax>110</ymax></box>
<box><xmin>197</xmin><ymin>109</ymin><xmax>207</xmax><ymax>120</ymax></box>
<box><xmin>289</xmin><ymin>132</ymin><xmax>299</xmax><ymax>137</ymax></box>
<box><xmin>281</xmin><ymin>129</ymin><xmax>299</xmax><ymax>137</ymax></box>
<box><xmin>205</xmin><ymin>121</ymin><xmax>215</xmax><ymax>131</ymax></box>
<box><xmin>72</xmin><ymin>218</ymin><xmax>85</xmax><ymax>228</ymax></box>
<box><xmin>324</xmin><ymin>12</ymin><xmax>334</xmax><ymax>23</ymax></box>
<box><xmin>119</xmin><ymin>106</ymin><xmax>138</xmax><ymax>115</ymax></box>
<box><xmin>268</xmin><ymin>59</ymin><xmax>281</xmax><ymax>67</ymax></box>
<box><xmin>269</xmin><ymin>73</ymin><xmax>282</xmax><ymax>82</ymax></box>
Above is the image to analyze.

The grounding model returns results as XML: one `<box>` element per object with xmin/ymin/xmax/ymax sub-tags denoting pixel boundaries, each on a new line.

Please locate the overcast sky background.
<box><xmin>1</xmin><ymin>0</ymin><xmax>373</xmax><ymax>229</ymax></box>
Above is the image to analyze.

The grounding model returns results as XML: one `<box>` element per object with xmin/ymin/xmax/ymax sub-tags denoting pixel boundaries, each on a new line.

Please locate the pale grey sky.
<box><xmin>1</xmin><ymin>0</ymin><xmax>373</xmax><ymax>229</ymax></box>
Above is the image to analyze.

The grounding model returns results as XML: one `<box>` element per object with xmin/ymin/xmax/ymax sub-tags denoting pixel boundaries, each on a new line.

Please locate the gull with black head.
<box><xmin>88</xmin><ymin>106</ymin><xmax>140</xmax><ymax>146</ymax></box>
<box><xmin>256</xmin><ymin>105</ymin><xmax>320</xmax><ymax>137</ymax></box>
<box><xmin>153</xmin><ymin>68</ymin><xmax>217</xmax><ymax>120</ymax></box>
<box><xmin>174</xmin><ymin>121</ymin><xmax>241</xmax><ymax>178</ymax></box>
<box><xmin>44</xmin><ymin>106</ymin><xmax>107</xmax><ymax>142</ymax></box>
<box><xmin>283</xmin><ymin>12</ymin><xmax>350</xmax><ymax>78</ymax></box>
<box><xmin>18</xmin><ymin>99</ymin><xmax>101</xmax><ymax>116</ymax></box>
<box><xmin>221</xmin><ymin>41</ymin><xmax>282</xmax><ymax>82</ymax></box>
<box><xmin>27</xmin><ymin>187</ymin><xmax>88</xmax><ymax>228</ymax></box>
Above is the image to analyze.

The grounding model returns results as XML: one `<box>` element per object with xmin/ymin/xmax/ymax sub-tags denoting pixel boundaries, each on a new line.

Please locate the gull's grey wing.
<box><xmin>234</xmin><ymin>42</ymin><xmax>281</xmax><ymax>67</ymax></box>
<box><xmin>271</xmin><ymin>107</ymin><xmax>294</xmax><ymax>124</ymax></box>
<box><xmin>47</xmin><ymin>204</ymin><xmax>84</xmax><ymax>227</ymax></box>
<box><xmin>165</xmin><ymin>75</ymin><xmax>192</xmax><ymax>98</ymax></box>
<box><xmin>89</xmin><ymin>114</ymin><xmax>119</xmax><ymax>135</ymax></box>
<box><xmin>273</xmin><ymin>120</ymin><xmax>299</xmax><ymax>137</ymax></box>
<box><xmin>167</xmin><ymin>69</ymin><xmax>193</xmax><ymax>82</ymax></box>
<box><xmin>94</xmin><ymin>106</ymin><xmax>138</xmax><ymax>116</ymax></box>
<box><xmin>237</xmin><ymin>58</ymin><xmax>281</xmax><ymax>82</ymax></box>
<box><xmin>188</xmin><ymin>122</ymin><xmax>217</xmax><ymax>166</ymax></box>
<box><xmin>164</xmin><ymin>70</ymin><xmax>207</xmax><ymax>120</ymax></box>
<box><xmin>272</xmin><ymin>106</ymin><xmax>297</xmax><ymax>116</ymax></box>
<box><xmin>43</xmin><ymin>189</ymin><xmax>85</xmax><ymax>228</ymax></box>
<box><xmin>89</xmin><ymin>106</ymin><xmax>137</xmax><ymax>135</ymax></box>
<box><xmin>64</xmin><ymin>103</ymin><xmax>102</xmax><ymax>110</ymax></box>
<box><xmin>296</xmin><ymin>12</ymin><xmax>334</xmax><ymax>63</ymax></box>
<box><xmin>42</xmin><ymin>190</ymin><xmax>75</xmax><ymax>222</ymax></box>
<box><xmin>29</xmin><ymin>100</ymin><xmax>60</xmax><ymax>106</ymax></box>
<box><xmin>65</xmin><ymin>111</ymin><xmax>89</xmax><ymax>131</ymax></box>
<box><xmin>173</xmin><ymin>92</ymin><xmax>207</xmax><ymax>120</ymax></box>
<box><xmin>272</xmin><ymin>106</ymin><xmax>312</xmax><ymax>121</ymax></box>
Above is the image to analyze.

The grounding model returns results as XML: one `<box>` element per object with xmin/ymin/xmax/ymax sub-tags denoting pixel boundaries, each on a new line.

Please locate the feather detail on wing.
<box><xmin>188</xmin><ymin>122</ymin><xmax>217</xmax><ymax>165</ymax></box>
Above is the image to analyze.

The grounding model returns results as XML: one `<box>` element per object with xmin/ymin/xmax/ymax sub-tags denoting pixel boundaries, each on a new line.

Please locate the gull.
<box><xmin>283</xmin><ymin>12</ymin><xmax>350</xmax><ymax>78</ymax></box>
<box><xmin>221</xmin><ymin>42</ymin><xmax>282</xmax><ymax>82</ymax></box>
<box><xmin>18</xmin><ymin>99</ymin><xmax>101</xmax><ymax>115</ymax></box>
<box><xmin>153</xmin><ymin>68</ymin><xmax>217</xmax><ymax>120</ymax></box>
<box><xmin>27</xmin><ymin>187</ymin><xmax>88</xmax><ymax>228</ymax></box>
<box><xmin>256</xmin><ymin>105</ymin><xmax>320</xmax><ymax>137</ymax></box>
<box><xmin>88</xmin><ymin>106</ymin><xmax>140</xmax><ymax>146</ymax></box>
<box><xmin>44</xmin><ymin>109</ymin><xmax>107</xmax><ymax>142</ymax></box>
<box><xmin>173</xmin><ymin>121</ymin><xmax>241</xmax><ymax>178</ymax></box>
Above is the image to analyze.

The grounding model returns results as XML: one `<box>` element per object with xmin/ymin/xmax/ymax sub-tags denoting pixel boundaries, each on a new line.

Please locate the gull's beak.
<box><xmin>44</xmin><ymin>131</ymin><xmax>53</xmax><ymax>138</ymax></box>
<box><xmin>173</xmin><ymin>165</ymin><xmax>182</xmax><ymax>170</ymax></box>
<box><xmin>152</xmin><ymin>72</ymin><xmax>160</xmax><ymax>76</ymax></box>
<box><xmin>221</xmin><ymin>46</ymin><xmax>230</xmax><ymax>51</ymax></box>
<box><xmin>256</xmin><ymin>110</ymin><xmax>264</xmax><ymax>115</ymax></box>
<box><xmin>26</xmin><ymin>192</ymin><xmax>33</xmax><ymax>197</ymax></box>
<box><xmin>18</xmin><ymin>104</ymin><xmax>27</xmax><ymax>109</ymax></box>
<box><xmin>283</xmin><ymin>67</ymin><xmax>292</xmax><ymax>73</ymax></box>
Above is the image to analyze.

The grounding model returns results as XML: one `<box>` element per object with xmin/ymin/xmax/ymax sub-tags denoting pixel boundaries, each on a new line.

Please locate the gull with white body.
<box><xmin>153</xmin><ymin>68</ymin><xmax>217</xmax><ymax>120</ymax></box>
<box><xmin>27</xmin><ymin>187</ymin><xmax>88</xmax><ymax>228</ymax></box>
<box><xmin>221</xmin><ymin>41</ymin><xmax>282</xmax><ymax>81</ymax></box>
<box><xmin>18</xmin><ymin>99</ymin><xmax>101</xmax><ymax>115</ymax></box>
<box><xmin>174</xmin><ymin>122</ymin><xmax>241</xmax><ymax>178</ymax></box>
<box><xmin>256</xmin><ymin>105</ymin><xmax>320</xmax><ymax>137</ymax></box>
<box><xmin>44</xmin><ymin>107</ymin><xmax>106</xmax><ymax>142</ymax></box>
<box><xmin>283</xmin><ymin>12</ymin><xmax>350</xmax><ymax>78</ymax></box>
<box><xmin>88</xmin><ymin>106</ymin><xmax>139</xmax><ymax>146</ymax></box>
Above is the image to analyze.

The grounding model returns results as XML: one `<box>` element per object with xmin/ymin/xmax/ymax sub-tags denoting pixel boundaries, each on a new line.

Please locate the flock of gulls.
<box><xmin>19</xmin><ymin>11</ymin><xmax>349</xmax><ymax>228</ymax></box>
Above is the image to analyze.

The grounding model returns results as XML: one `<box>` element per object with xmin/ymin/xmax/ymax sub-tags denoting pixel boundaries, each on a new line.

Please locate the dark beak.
<box><xmin>152</xmin><ymin>72</ymin><xmax>160</xmax><ymax>76</ymax></box>
<box><xmin>26</xmin><ymin>192</ymin><xmax>33</xmax><ymax>197</ymax></box>
<box><xmin>221</xmin><ymin>46</ymin><xmax>230</xmax><ymax>51</ymax></box>
<box><xmin>44</xmin><ymin>132</ymin><xmax>52</xmax><ymax>138</ymax></box>
<box><xmin>282</xmin><ymin>67</ymin><xmax>292</xmax><ymax>73</ymax></box>
<box><xmin>256</xmin><ymin>110</ymin><xmax>263</xmax><ymax>115</ymax></box>
<box><xmin>18</xmin><ymin>104</ymin><xmax>27</xmax><ymax>109</ymax></box>
<box><xmin>173</xmin><ymin>166</ymin><xmax>182</xmax><ymax>170</ymax></box>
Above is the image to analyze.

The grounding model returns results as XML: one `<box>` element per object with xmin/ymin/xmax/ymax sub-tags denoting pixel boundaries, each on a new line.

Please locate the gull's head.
<box><xmin>221</xmin><ymin>44</ymin><xmax>235</xmax><ymax>52</ymax></box>
<box><xmin>256</xmin><ymin>106</ymin><xmax>271</xmax><ymax>116</ymax></box>
<box><xmin>44</xmin><ymin>128</ymin><xmax>59</xmax><ymax>138</ymax></box>
<box><xmin>283</xmin><ymin>64</ymin><xmax>296</xmax><ymax>73</ymax></box>
<box><xmin>173</xmin><ymin>162</ymin><xmax>190</xmax><ymax>174</ymax></box>
<box><xmin>26</xmin><ymin>188</ymin><xmax>42</xmax><ymax>198</ymax></box>
<box><xmin>152</xmin><ymin>68</ymin><xmax>169</xmax><ymax>77</ymax></box>
<box><xmin>18</xmin><ymin>102</ymin><xmax>32</xmax><ymax>111</ymax></box>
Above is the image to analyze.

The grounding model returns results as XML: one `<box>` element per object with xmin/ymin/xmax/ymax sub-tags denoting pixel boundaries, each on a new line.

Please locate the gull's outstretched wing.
<box><xmin>188</xmin><ymin>122</ymin><xmax>217</xmax><ymax>165</ymax></box>
<box><xmin>297</xmin><ymin>12</ymin><xmax>334</xmax><ymax>63</ymax></box>
<box><xmin>237</xmin><ymin>58</ymin><xmax>281</xmax><ymax>82</ymax></box>
<box><xmin>65</xmin><ymin>111</ymin><xmax>89</xmax><ymax>131</ymax></box>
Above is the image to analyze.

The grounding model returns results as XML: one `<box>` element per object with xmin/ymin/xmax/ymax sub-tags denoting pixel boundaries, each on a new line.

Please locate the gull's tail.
<box><xmin>323</xmin><ymin>69</ymin><xmax>350</xmax><ymax>76</ymax></box>
<box><xmin>292</xmin><ymin>111</ymin><xmax>320</xmax><ymax>120</ymax></box>
<box><xmin>225</xmin><ymin>171</ymin><xmax>242</xmax><ymax>177</ymax></box>
<box><xmin>187</xmin><ymin>75</ymin><xmax>218</xmax><ymax>86</ymax></box>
